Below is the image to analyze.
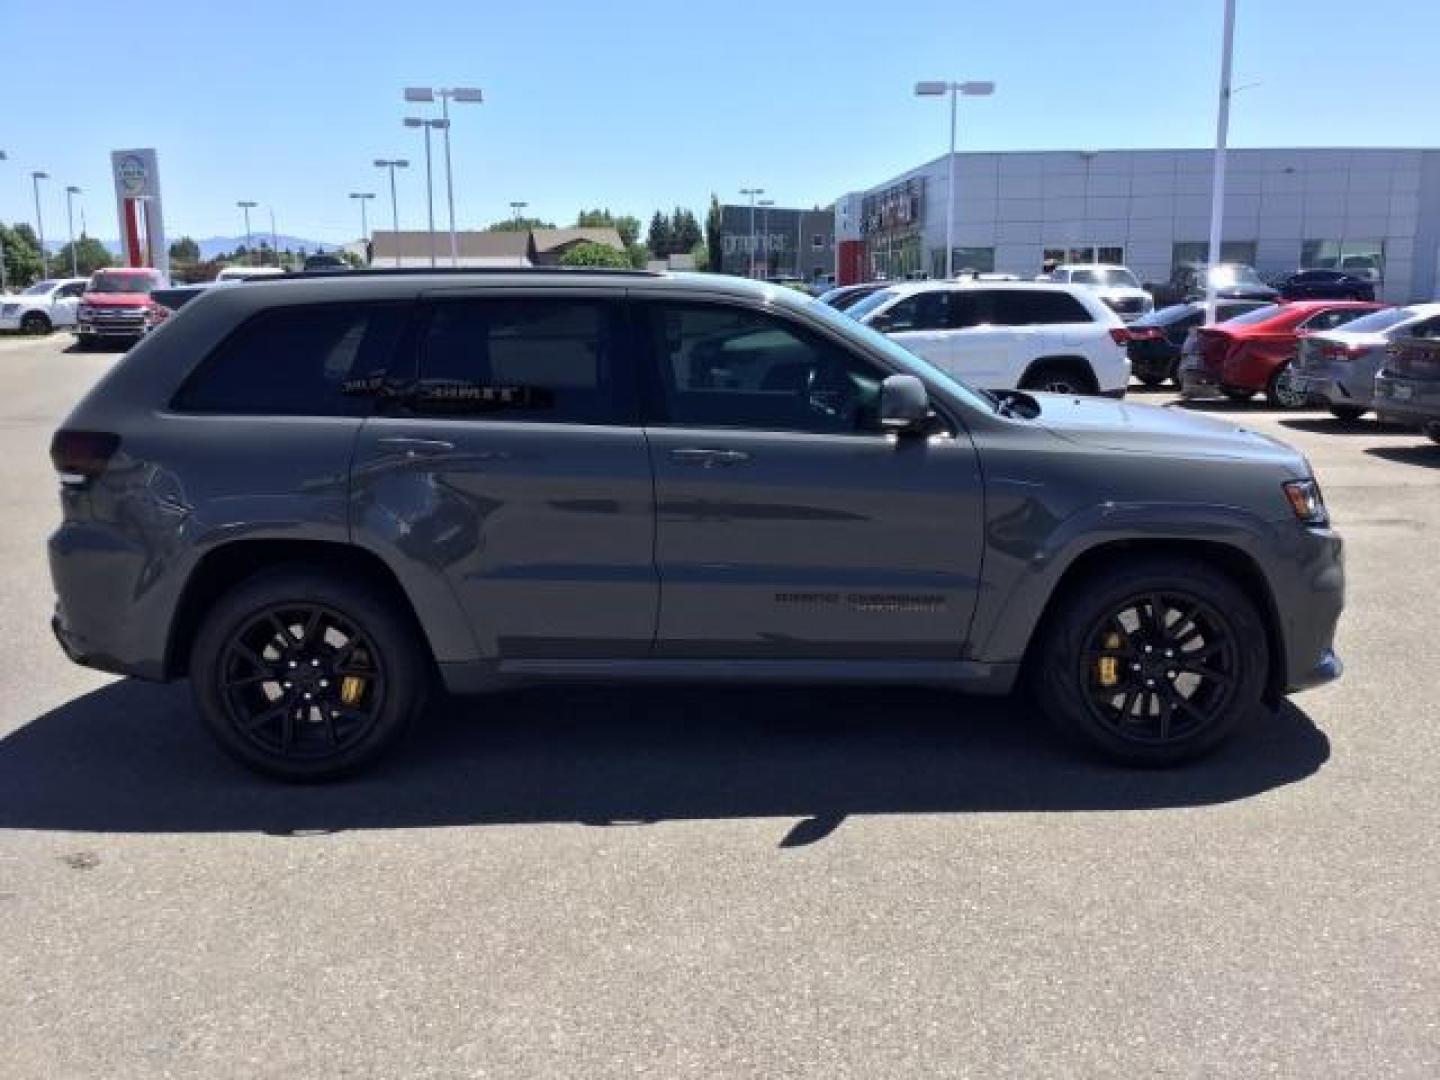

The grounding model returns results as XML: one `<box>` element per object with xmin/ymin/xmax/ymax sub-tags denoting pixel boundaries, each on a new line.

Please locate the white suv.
<box><xmin>1044</xmin><ymin>264</ymin><xmax>1154</xmax><ymax>322</ymax></box>
<box><xmin>846</xmin><ymin>280</ymin><xmax>1131</xmax><ymax>396</ymax></box>
<box><xmin>0</xmin><ymin>277</ymin><xmax>89</xmax><ymax>335</ymax></box>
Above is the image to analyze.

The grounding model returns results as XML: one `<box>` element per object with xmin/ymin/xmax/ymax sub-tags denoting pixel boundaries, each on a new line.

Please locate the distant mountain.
<box><xmin>45</xmin><ymin>235</ymin><xmax>336</xmax><ymax>258</ymax></box>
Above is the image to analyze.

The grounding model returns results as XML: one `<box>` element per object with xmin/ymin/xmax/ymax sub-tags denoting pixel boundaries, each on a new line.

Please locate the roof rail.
<box><xmin>267</xmin><ymin>266</ymin><xmax>663</xmax><ymax>282</ymax></box>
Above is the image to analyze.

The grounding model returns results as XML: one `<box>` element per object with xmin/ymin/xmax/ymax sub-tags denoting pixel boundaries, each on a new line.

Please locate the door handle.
<box><xmin>669</xmin><ymin>448</ymin><xmax>750</xmax><ymax>468</ymax></box>
<box><xmin>376</xmin><ymin>436</ymin><xmax>455</xmax><ymax>456</ymax></box>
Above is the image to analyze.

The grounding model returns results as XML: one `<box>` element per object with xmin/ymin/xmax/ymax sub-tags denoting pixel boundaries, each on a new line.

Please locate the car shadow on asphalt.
<box><xmin>1279</xmin><ymin>418</ymin><xmax>1416</xmax><ymax>437</ymax></box>
<box><xmin>0</xmin><ymin>679</ymin><xmax>1330</xmax><ymax>845</ymax></box>
<box><xmin>1364</xmin><ymin>444</ymin><xmax>1440</xmax><ymax>469</ymax></box>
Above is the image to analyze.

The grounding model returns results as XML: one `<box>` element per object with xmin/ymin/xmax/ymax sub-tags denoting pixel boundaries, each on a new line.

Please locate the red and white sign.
<box><xmin>111</xmin><ymin>149</ymin><xmax>168</xmax><ymax>279</ymax></box>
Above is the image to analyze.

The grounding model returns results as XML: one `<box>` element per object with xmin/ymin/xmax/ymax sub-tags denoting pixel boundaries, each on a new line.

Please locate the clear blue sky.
<box><xmin>3</xmin><ymin>0</ymin><xmax>1434</xmax><ymax>245</ymax></box>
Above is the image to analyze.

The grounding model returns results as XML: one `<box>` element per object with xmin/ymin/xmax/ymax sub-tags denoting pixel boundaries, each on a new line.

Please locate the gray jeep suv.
<box><xmin>48</xmin><ymin>270</ymin><xmax>1344</xmax><ymax>779</ymax></box>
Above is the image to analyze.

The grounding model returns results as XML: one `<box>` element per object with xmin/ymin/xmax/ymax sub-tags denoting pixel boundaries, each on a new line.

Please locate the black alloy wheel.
<box><xmin>21</xmin><ymin>311</ymin><xmax>50</xmax><ymax>335</ymax></box>
<box><xmin>1078</xmin><ymin>591</ymin><xmax>1239</xmax><ymax>746</ymax></box>
<box><xmin>1032</xmin><ymin>556</ymin><xmax>1266</xmax><ymax>765</ymax></box>
<box><xmin>217</xmin><ymin>602</ymin><xmax>387</xmax><ymax>762</ymax></box>
<box><xmin>191</xmin><ymin>567</ymin><xmax>429</xmax><ymax>780</ymax></box>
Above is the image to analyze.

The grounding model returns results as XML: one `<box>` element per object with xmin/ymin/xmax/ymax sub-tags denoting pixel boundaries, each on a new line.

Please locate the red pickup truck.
<box><xmin>74</xmin><ymin>267</ymin><xmax>168</xmax><ymax>348</ymax></box>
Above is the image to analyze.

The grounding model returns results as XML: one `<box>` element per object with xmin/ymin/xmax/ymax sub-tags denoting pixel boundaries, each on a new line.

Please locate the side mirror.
<box><xmin>880</xmin><ymin>374</ymin><xmax>931</xmax><ymax>433</ymax></box>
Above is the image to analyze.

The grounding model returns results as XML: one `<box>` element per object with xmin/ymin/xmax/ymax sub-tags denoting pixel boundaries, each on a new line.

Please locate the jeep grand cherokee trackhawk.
<box><xmin>48</xmin><ymin>270</ymin><xmax>1344</xmax><ymax>780</ymax></box>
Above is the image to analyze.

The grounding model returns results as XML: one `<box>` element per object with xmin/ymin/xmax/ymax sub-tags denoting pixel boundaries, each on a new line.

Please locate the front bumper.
<box><xmin>75</xmin><ymin>322</ymin><xmax>148</xmax><ymax>340</ymax></box>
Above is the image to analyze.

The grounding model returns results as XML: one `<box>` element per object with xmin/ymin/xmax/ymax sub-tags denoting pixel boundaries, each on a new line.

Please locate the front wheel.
<box><xmin>190</xmin><ymin>566</ymin><xmax>431</xmax><ymax>781</ymax></box>
<box><xmin>1032</xmin><ymin>557</ymin><xmax>1267</xmax><ymax>765</ymax></box>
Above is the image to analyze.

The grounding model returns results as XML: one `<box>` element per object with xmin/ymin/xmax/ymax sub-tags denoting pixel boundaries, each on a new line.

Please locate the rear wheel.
<box><xmin>1032</xmin><ymin>556</ymin><xmax>1267</xmax><ymax>765</ymax></box>
<box><xmin>1265</xmin><ymin>362</ymin><xmax>1306</xmax><ymax>409</ymax></box>
<box><xmin>1019</xmin><ymin>360</ymin><xmax>1098</xmax><ymax>397</ymax></box>
<box><xmin>189</xmin><ymin>566</ymin><xmax>430</xmax><ymax>781</ymax></box>
<box><xmin>1328</xmin><ymin>405</ymin><xmax>1367</xmax><ymax>423</ymax></box>
<box><xmin>20</xmin><ymin>311</ymin><xmax>50</xmax><ymax>335</ymax></box>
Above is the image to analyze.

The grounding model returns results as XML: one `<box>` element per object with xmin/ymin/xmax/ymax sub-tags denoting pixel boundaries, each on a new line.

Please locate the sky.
<box><xmin>2</xmin><ymin>0</ymin><xmax>1435</xmax><ymax>246</ymax></box>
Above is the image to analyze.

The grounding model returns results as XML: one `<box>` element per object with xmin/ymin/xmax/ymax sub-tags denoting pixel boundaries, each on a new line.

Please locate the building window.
<box><xmin>933</xmin><ymin>246</ymin><xmax>995</xmax><ymax>277</ymax></box>
<box><xmin>1302</xmin><ymin>239</ymin><xmax>1384</xmax><ymax>280</ymax></box>
<box><xmin>1172</xmin><ymin>241</ymin><xmax>1257</xmax><ymax>274</ymax></box>
<box><xmin>1041</xmin><ymin>245</ymin><xmax>1126</xmax><ymax>272</ymax></box>
<box><xmin>811</xmin><ymin>233</ymin><xmax>825</xmax><ymax>249</ymax></box>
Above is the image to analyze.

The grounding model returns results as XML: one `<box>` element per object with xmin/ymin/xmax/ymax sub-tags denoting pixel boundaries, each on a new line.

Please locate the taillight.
<box><xmin>1127</xmin><ymin>327</ymin><xmax>1163</xmax><ymax>340</ymax></box>
<box><xmin>50</xmin><ymin>429</ymin><xmax>120</xmax><ymax>486</ymax></box>
<box><xmin>1109</xmin><ymin>327</ymin><xmax>1130</xmax><ymax>345</ymax></box>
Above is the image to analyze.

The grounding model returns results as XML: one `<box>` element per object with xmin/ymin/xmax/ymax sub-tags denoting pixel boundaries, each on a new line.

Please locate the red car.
<box><xmin>74</xmin><ymin>267</ymin><xmax>168</xmax><ymax>349</ymax></box>
<box><xmin>1179</xmin><ymin>300</ymin><xmax>1386</xmax><ymax>407</ymax></box>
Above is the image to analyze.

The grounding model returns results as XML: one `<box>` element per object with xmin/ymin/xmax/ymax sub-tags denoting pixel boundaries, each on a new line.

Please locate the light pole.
<box><xmin>0</xmin><ymin>150</ymin><xmax>8</xmax><ymax>292</ymax></box>
<box><xmin>349</xmin><ymin>193</ymin><xmax>375</xmax><ymax>259</ymax></box>
<box><xmin>374</xmin><ymin>158</ymin><xmax>409</xmax><ymax>266</ymax></box>
<box><xmin>914</xmin><ymin>79</ymin><xmax>994</xmax><ymax>279</ymax></box>
<box><xmin>404</xmin><ymin>117</ymin><xmax>445</xmax><ymax>268</ymax></box>
<box><xmin>1203</xmin><ymin>0</ymin><xmax>1237</xmax><ymax>326</ymax></box>
<box><xmin>740</xmin><ymin>187</ymin><xmax>764</xmax><ymax>277</ymax></box>
<box><xmin>236</xmin><ymin>200</ymin><xmax>257</xmax><ymax>265</ymax></box>
<box><xmin>758</xmin><ymin>198</ymin><xmax>775</xmax><ymax>278</ymax></box>
<box><xmin>509</xmin><ymin>200</ymin><xmax>528</xmax><ymax>225</ymax></box>
<box><xmin>405</xmin><ymin>87</ymin><xmax>483</xmax><ymax>267</ymax></box>
<box><xmin>31</xmin><ymin>171</ymin><xmax>49</xmax><ymax>280</ymax></box>
<box><xmin>268</xmin><ymin>207</ymin><xmax>279</xmax><ymax>266</ymax></box>
<box><xmin>65</xmin><ymin>186</ymin><xmax>81</xmax><ymax>277</ymax></box>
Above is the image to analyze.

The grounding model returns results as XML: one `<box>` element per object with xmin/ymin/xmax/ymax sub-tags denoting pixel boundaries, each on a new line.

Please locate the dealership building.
<box><xmin>834</xmin><ymin>147</ymin><xmax>1440</xmax><ymax>302</ymax></box>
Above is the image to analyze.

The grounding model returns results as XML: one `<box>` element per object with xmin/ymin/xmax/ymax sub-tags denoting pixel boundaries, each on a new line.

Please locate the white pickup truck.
<box><xmin>0</xmin><ymin>277</ymin><xmax>90</xmax><ymax>334</ymax></box>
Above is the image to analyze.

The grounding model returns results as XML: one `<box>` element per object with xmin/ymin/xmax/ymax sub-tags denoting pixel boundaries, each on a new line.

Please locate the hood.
<box><xmin>82</xmin><ymin>292</ymin><xmax>153</xmax><ymax>307</ymax></box>
<box><xmin>1035</xmin><ymin>393</ymin><xmax>1304</xmax><ymax>466</ymax></box>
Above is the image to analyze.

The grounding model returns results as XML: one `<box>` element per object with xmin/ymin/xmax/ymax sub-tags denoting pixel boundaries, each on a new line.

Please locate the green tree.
<box><xmin>576</xmin><ymin>208</ymin><xmax>614</xmax><ymax>228</ymax></box>
<box><xmin>51</xmin><ymin>235</ymin><xmax>113</xmax><ymax>277</ymax></box>
<box><xmin>646</xmin><ymin>211</ymin><xmax>672</xmax><ymax>258</ymax></box>
<box><xmin>690</xmin><ymin>241</ymin><xmax>709</xmax><ymax>272</ymax></box>
<box><xmin>1</xmin><ymin>222</ymin><xmax>44</xmax><ymax>286</ymax></box>
<box><xmin>168</xmin><ymin>236</ymin><xmax>200</xmax><ymax>262</ymax></box>
<box><xmin>614</xmin><ymin>214</ymin><xmax>641</xmax><ymax>248</ymax></box>
<box><xmin>488</xmin><ymin>216</ymin><xmax>555</xmax><ymax>232</ymax></box>
<box><xmin>559</xmin><ymin>241</ymin><xmax>632</xmax><ymax>269</ymax></box>
<box><xmin>671</xmin><ymin>208</ymin><xmax>702</xmax><ymax>258</ymax></box>
<box><xmin>626</xmin><ymin>243</ymin><xmax>649</xmax><ymax>269</ymax></box>
<box><xmin>705</xmin><ymin>194</ymin><xmax>723</xmax><ymax>274</ymax></box>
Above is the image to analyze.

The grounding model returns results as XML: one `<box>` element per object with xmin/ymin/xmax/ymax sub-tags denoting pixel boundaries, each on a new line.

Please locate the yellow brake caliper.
<box><xmin>1096</xmin><ymin>632</ymin><xmax>1123</xmax><ymax>688</ymax></box>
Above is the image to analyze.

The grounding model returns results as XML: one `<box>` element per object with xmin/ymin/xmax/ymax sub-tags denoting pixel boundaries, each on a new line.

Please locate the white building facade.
<box><xmin>837</xmin><ymin>147</ymin><xmax>1440</xmax><ymax>302</ymax></box>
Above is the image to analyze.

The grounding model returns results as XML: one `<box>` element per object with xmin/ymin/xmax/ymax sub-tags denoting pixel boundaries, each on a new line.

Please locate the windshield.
<box><xmin>1336</xmin><ymin>306</ymin><xmax>1417</xmax><ymax>334</ymax></box>
<box><xmin>791</xmin><ymin>291</ymin><xmax>995</xmax><ymax>415</ymax></box>
<box><xmin>1071</xmin><ymin>267</ymin><xmax>1139</xmax><ymax>288</ymax></box>
<box><xmin>844</xmin><ymin>287</ymin><xmax>901</xmax><ymax>322</ymax></box>
<box><xmin>1210</xmin><ymin>264</ymin><xmax>1264</xmax><ymax>286</ymax></box>
<box><xmin>22</xmin><ymin>281</ymin><xmax>57</xmax><ymax>296</ymax></box>
<box><xmin>89</xmin><ymin>272</ymin><xmax>156</xmax><ymax>294</ymax></box>
<box><xmin>1220</xmin><ymin>303</ymin><xmax>1281</xmax><ymax>327</ymax></box>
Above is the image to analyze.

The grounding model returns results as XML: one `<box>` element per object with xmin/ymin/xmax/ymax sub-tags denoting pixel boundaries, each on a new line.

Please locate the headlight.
<box><xmin>1283</xmin><ymin>479</ymin><xmax>1328</xmax><ymax>525</ymax></box>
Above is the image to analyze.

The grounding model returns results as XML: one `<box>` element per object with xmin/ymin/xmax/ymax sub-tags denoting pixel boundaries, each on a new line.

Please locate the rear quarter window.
<box><xmin>989</xmin><ymin>289</ymin><xmax>1093</xmax><ymax>326</ymax></box>
<box><xmin>171</xmin><ymin>302</ymin><xmax>409</xmax><ymax>415</ymax></box>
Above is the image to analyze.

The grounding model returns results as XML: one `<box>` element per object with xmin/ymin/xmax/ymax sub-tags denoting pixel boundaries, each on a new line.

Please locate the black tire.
<box><xmin>1032</xmin><ymin>556</ymin><xmax>1267</xmax><ymax>766</ymax></box>
<box><xmin>1136</xmin><ymin>373</ymin><xmax>1168</xmax><ymax>388</ymax></box>
<box><xmin>73</xmin><ymin>334</ymin><xmax>95</xmax><ymax>350</ymax></box>
<box><xmin>20</xmin><ymin>311</ymin><xmax>50</xmax><ymax>335</ymax></box>
<box><xmin>1328</xmin><ymin>405</ymin><xmax>1366</xmax><ymax>423</ymax></box>
<box><xmin>1019</xmin><ymin>360</ymin><xmax>1098</xmax><ymax>396</ymax></box>
<box><xmin>1425</xmin><ymin>421</ymin><xmax>1440</xmax><ymax>446</ymax></box>
<box><xmin>189</xmin><ymin>565</ymin><xmax>430</xmax><ymax>781</ymax></box>
<box><xmin>1265</xmin><ymin>362</ymin><xmax>1306</xmax><ymax>409</ymax></box>
<box><xmin>1220</xmin><ymin>387</ymin><xmax>1254</xmax><ymax>402</ymax></box>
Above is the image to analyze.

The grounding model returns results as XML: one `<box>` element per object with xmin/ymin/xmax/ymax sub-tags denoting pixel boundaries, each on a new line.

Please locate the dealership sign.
<box><xmin>110</xmin><ymin>148</ymin><xmax>167</xmax><ymax>277</ymax></box>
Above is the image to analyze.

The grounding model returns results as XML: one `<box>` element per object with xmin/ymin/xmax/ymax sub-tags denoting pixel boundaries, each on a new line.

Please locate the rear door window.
<box><xmin>883</xmin><ymin>291</ymin><xmax>949</xmax><ymax>331</ymax></box>
<box><xmin>172</xmin><ymin>302</ymin><xmax>409</xmax><ymax>415</ymax></box>
<box><xmin>413</xmin><ymin>297</ymin><xmax>633</xmax><ymax>424</ymax></box>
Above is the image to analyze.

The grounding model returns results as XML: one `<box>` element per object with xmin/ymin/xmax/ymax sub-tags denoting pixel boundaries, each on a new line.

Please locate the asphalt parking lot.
<box><xmin>1</xmin><ymin>331</ymin><xmax>1437</xmax><ymax>1078</ymax></box>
